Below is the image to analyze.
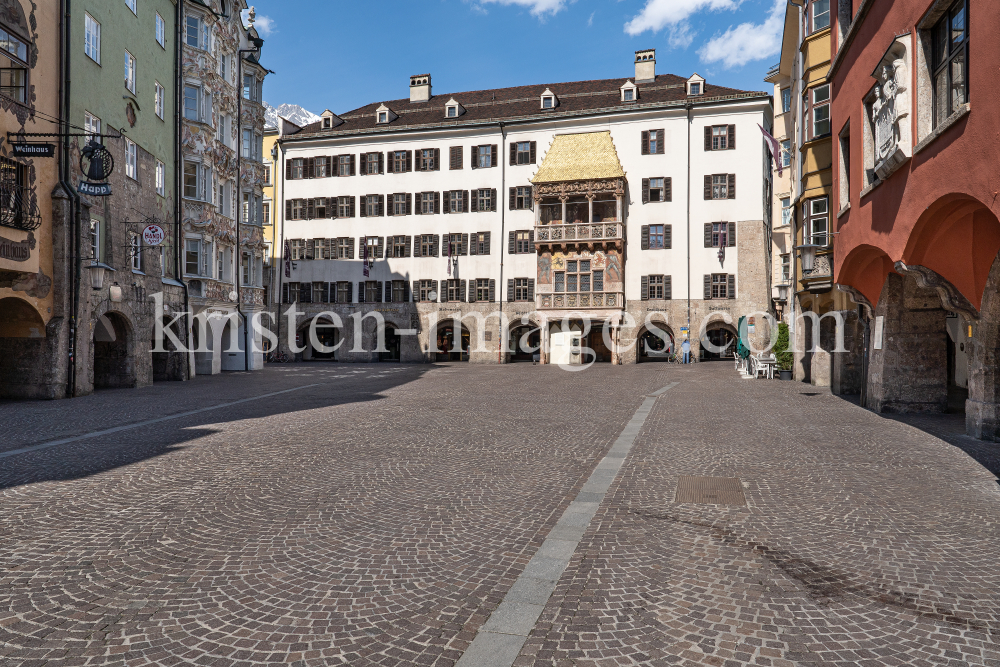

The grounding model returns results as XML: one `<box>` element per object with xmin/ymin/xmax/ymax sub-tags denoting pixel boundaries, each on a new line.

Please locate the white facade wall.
<box><xmin>280</xmin><ymin>99</ymin><xmax>769</xmax><ymax>307</ymax></box>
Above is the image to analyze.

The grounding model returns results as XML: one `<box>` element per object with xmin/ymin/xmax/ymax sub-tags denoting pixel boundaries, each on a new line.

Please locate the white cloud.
<box><xmin>624</xmin><ymin>0</ymin><xmax>740</xmax><ymax>36</ymax></box>
<box><xmin>253</xmin><ymin>15</ymin><xmax>276</xmax><ymax>36</ymax></box>
<box><xmin>472</xmin><ymin>0</ymin><xmax>570</xmax><ymax>18</ymax></box>
<box><xmin>587</xmin><ymin>11</ymin><xmax>594</xmax><ymax>26</ymax></box>
<box><xmin>698</xmin><ymin>0</ymin><xmax>783</xmax><ymax>69</ymax></box>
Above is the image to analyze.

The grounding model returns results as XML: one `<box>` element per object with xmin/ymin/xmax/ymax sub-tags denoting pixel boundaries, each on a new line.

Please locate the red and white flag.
<box><xmin>362</xmin><ymin>236</ymin><xmax>369</xmax><ymax>277</ymax></box>
<box><xmin>446</xmin><ymin>235</ymin><xmax>452</xmax><ymax>276</ymax></box>
<box><xmin>758</xmin><ymin>124</ymin><xmax>783</xmax><ymax>177</ymax></box>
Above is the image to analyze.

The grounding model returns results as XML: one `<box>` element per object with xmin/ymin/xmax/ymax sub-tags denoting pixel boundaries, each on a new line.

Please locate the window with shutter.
<box><xmin>728</xmin><ymin>124</ymin><xmax>735</xmax><ymax>149</ymax></box>
<box><xmin>728</xmin><ymin>221</ymin><xmax>736</xmax><ymax>246</ymax></box>
<box><xmin>727</xmin><ymin>173</ymin><xmax>736</xmax><ymax>199</ymax></box>
<box><xmin>506</xmin><ymin>279</ymin><xmax>514</xmax><ymax>302</ymax></box>
<box><xmin>664</xmin><ymin>275</ymin><xmax>672</xmax><ymax>300</ymax></box>
<box><xmin>641</xmin><ymin>275</ymin><xmax>649</xmax><ymax>300</ymax></box>
<box><xmin>641</xmin><ymin>130</ymin><xmax>649</xmax><ymax>155</ymax></box>
<box><xmin>641</xmin><ymin>225</ymin><xmax>649</xmax><ymax>249</ymax></box>
<box><xmin>704</xmin><ymin>175</ymin><xmax>712</xmax><ymax>200</ymax></box>
<box><xmin>509</xmin><ymin>143</ymin><xmax>517</xmax><ymax>166</ymax></box>
<box><xmin>642</xmin><ymin>178</ymin><xmax>649</xmax><ymax>204</ymax></box>
<box><xmin>728</xmin><ymin>274</ymin><xmax>736</xmax><ymax>299</ymax></box>
<box><xmin>450</xmin><ymin>146</ymin><xmax>462</xmax><ymax>170</ymax></box>
<box><xmin>704</xmin><ymin>275</ymin><xmax>712</xmax><ymax>299</ymax></box>
<box><xmin>470</xmin><ymin>146</ymin><xmax>478</xmax><ymax>170</ymax></box>
<box><xmin>665</xmin><ymin>224</ymin><xmax>672</xmax><ymax>249</ymax></box>
<box><xmin>529</xmin><ymin>141</ymin><xmax>536</xmax><ymax>164</ymax></box>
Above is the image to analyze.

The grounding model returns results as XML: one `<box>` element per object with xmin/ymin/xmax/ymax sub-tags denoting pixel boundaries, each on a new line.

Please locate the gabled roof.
<box><xmin>532</xmin><ymin>132</ymin><xmax>625</xmax><ymax>184</ymax></box>
<box><xmin>286</xmin><ymin>74</ymin><xmax>767</xmax><ymax>140</ymax></box>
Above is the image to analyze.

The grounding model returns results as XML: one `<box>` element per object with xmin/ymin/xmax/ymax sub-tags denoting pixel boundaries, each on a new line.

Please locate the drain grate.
<box><xmin>675</xmin><ymin>476</ymin><xmax>746</xmax><ymax>506</ymax></box>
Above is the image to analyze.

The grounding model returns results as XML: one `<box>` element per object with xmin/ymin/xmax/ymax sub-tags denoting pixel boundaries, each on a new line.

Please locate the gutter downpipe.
<box><xmin>176</xmin><ymin>0</ymin><xmax>190</xmax><ymax>379</ymax></box>
<box><xmin>686</xmin><ymin>102</ymin><xmax>692</xmax><ymax>347</ymax></box>
<box><xmin>275</xmin><ymin>136</ymin><xmax>285</xmax><ymax>356</ymax></box>
<box><xmin>497</xmin><ymin>120</ymin><xmax>506</xmax><ymax>363</ymax></box>
<box><xmin>60</xmin><ymin>0</ymin><xmax>82</xmax><ymax>398</ymax></box>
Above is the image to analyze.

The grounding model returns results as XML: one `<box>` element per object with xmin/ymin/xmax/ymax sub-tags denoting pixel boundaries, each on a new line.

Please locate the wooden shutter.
<box><xmin>642</xmin><ymin>178</ymin><xmax>649</xmax><ymax>204</ymax></box>
<box><xmin>379</xmin><ymin>195</ymin><xmax>385</xmax><ymax>217</ymax></box>
<box><xmin>285</xmin><ymin>200</ymin><xmax>292</xmax><ymax>219</ymax></box>
<box><xmin>348</xmin><ymin>237</ymin><xmax>355</xmax><ymax>259</ymax></box>
<box><xmin>728</xmin><ymin>174</ymin><xmax>736</xmax><ymax>199</ymax></box>
<box><xmin>469</xmin><ymin>234</ymin><xmax>477</xmax><ymax>256</ymax></box>
<box><xmin>490</xmin><ymin>145</ymin><xmax>498</xmax><ymax>167</ymax></box>
<box><xmin>491</xmin><ymin>188</ymin><xmax>497</xmax><ymax>212</ymax></box>
<box><xmin>529</xmin><ymin>141</ymin><xmax>536</xmax><ymax>163</ymax></box>
<box><xmin>641</xmin><ymin>275</ymin><xmax>649</xmax><ymax>300</ymax></box>
<box><xmin>300</xmin><ymin>282</ymin><xmax>311</xmax><ymax>303</ymax></box>
<box><xmin>665</xmin><ymin>177</ymin><xmax>672</xmax><ymax>202</ymax></box>
<box><xmin>404</xmin><ymin>281</ymin><xmax>411</xmax><ymax>302</ymax></box>
<box><xmin>728</xmin><ymin>124</ymin><xmax>735</xmax><ymax>149</ymax></box>
<box><xmin>728</xmin><ymin>221</ymin><xmax>736</xmax><ymax>246</ymax></box>
<box><xmin>462</xmin><ymin>191</ymin><xmax>469</xmax><ymax>213</ymax></box>
<box><xmin>359</xmin><ymin>153</ymin><xmax>367</xmax><ymax>175</ymax></box>
<box><xmin>323</xmin><ymin>282</ymin><xmax>331</xmax><ymax>303</ymax></box>
<box><xmin>527</xmin><ymin>279</ymin><xmax>534</xmax><ymax>300</ymax></box>
<box><xmin>704</xmin><ymin>126</ymin><xmax>712</xmax><ymax>151</ymax></box>
<box><xmin>375</xmin><ymin>281</ymin><xmax>383</xmax><ymax>303</ymax></box>
<box><xmin>471</xmin><ymin>146</ymin><xmax>478</xmax><ymax>169</ymax></box>
<box><xmin>641</xmin><ymin>225</ymin><xmax>649</xmax><ymax>250</ymax></box>
<box><xmin>433</xmin><ymin>148</ymin><xmax>440</xmax><ymax>170</ymax></box>
<box><xmin>450</xmin><ymin>146</ymin><xmax>462</xmax><ymax>170</ymax></box>
<box><xmin>468</xmin><ymin>279</ymin><xmax>476</xmax><ymax>302</ymax></box>
<box><xmin>483</xmin><ymin>232</ymin><xmax>490</xmax><ymax>255</ymax></box>
<box><xmin>461</xmin><ymin>233</ymin><xmax>468</xmax><ymax>255</ymax></box>
<box><xmin>509</xmin><ymin>142</ymin><xmax>517</xmax><ymax>166</ymax></box>
<box><xmin>442</xmin><ymin>191</ymin><xmax>450</xmax><ymax>215</ymax></box>
<box><xmin>728</xmin><ymin>275</ymin><xmax>736</xmax><ymax>299</ymax></box>
<box><xmin>406</xmin><ymin>192</ymin><xmax>412</xmax><ymax>215</ymax></box>
<box><xmin>704</xmin><ymin>175</ymin><xmax>712</xmax><ymax>200</ymax></box>
<box><xmin>655</xmin><ymin>130</ymin><xmax>664</xmax><ymax>154</ymax></box>
<box><xmin>404</xmin><ymin>235</ymin><xmax>412</xmax><ymax>257</ymax></box>
<box><xmin>641</xmin><ymin>130</ymin><xmax>649</xmax><ymax>155</ymax></box>
<box><xmin>349</xmin><ymin>196</ymin><xmax>355</xmax><ymax>217</ymax></box>
<box><xmin>349</xmin><ymin>154</ymin><xmax>356</xmax><ymax>175</ymax></box>
<box><xmin>507</xmin><ymin>278</ymin><xmax>514</xmax><ymax>301</ymax></box>
<box><xmin>434</xmin><ymin>191</ymin><xmax>440</xmax><ymax>214</ymax></box>
<box><xmin>459</xmin><ymin>280</ymin><xmax>467</xmax><ymax>302</ymax></box>
<box><xmin>508</xmin><ymin>231</ymin><xmax>515</xmax><ymax>254</ymax></box>
<box><xmin>432</xmin><ymin>234</ymin><xmax>439</xmax><ymax>257</ymax></box>
<box><xmin>704</xmin><ymin>223</ymin><xmax>713</xmax><ymax>247</ymax></box>
<box><xmin>528</xmin><ymin>230</ymin><xmax>534</xmax><ymax>252</ymax></box>
<box><xmin>704</xmin><ymin>275</ymin><xmax>712</xmax><ymax>299</ymax></box>
<box><xmin>665</xmin><ymin>224</ymin><xmax>672</xmax><ymax>249</ymax></box>
<box><xmin>405</xmin><ymin>150</ymin><xmax>412</xmax><ymax>172</ymax></box>
<box><xmin>360</xmin><ymin>196</ymin><xmax>367</xmax><ymax>217</ymax></box>
<box><xmin>385</xmin><ymin>151</ymin><xmax>393</xmax><ymax>174</ymax></box>
<box><xmin>509</xmin><ymin>187</ymin><xmax>516</xmax><ymax>210</ymax></box>
<box><xmin>377</xmin><ymin>237</ymin><xmax>385</xmax><ymax>258</ymax></box>
<box><xmin>665</xmin><ymin>276</ymin><xmax>672</xmax><ymax>300</ymax></box>
<box><xmin>306</xmin><ymin>157</ymin><xmax>315</xmax><ymax>178</ymax></box>
<box><xmin>488</xmin><ymin>279</ymin><xmax>495</xmax><ymax>302</ymax></box>
<box><xmin>358</xmin><ymin>281</ymin><xmax>365</xmax><ymax>303</ymax></box>
<box><xmin>282</xmin><ymin>282</ymin><xmax>289</xmax><ymax>303</ymax></box>
<box><xmin>439</xmin><ymin>281</ymin><xmax>447</xmax><ymax>303</ymax></box>
<box><xmin>384</xmin><ymin>281</ymin><xmax>392</xmax><ymax>303</ymax></box>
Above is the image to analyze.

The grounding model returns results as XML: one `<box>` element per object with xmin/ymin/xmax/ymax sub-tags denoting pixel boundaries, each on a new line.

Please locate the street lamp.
<box><xmin>85</xmin><ymin>260</ymin><xmax>114</xmax><ymax>290</ymax></box>
<box><xmin>796</xmin><ymin>243</ymin><xmax>821</xmax><ymax>272</ymax></box>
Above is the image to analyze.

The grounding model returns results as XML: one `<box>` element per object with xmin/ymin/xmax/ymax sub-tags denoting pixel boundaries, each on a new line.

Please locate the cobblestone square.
<box><xmin>1</xmin><ymin>363</ymin><xmax>998</xmax><ymax>666</ymax></box>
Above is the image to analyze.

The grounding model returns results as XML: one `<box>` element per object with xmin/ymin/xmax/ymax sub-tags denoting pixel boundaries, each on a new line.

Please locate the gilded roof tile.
<box><xmin>531</xmin><ymin>131</ymin><xmax>625</xmax><ymax>184</ymax></box>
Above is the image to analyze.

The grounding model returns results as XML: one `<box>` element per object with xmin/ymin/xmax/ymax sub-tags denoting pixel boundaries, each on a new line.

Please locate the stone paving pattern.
<box><xmin>1</xmin><ymin>363</ymin><xmax>999</xmax><ymax>666</ymax></box>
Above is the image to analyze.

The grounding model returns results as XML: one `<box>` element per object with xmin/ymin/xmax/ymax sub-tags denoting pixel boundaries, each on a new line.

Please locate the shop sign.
<box><xmin>0</xmin><ymin>234</ymin><xmax>34</xmax><ymax>261</ymax></box>
<box><xmin>78</xmin><ymin>181</ymin><xmax>112</xmax><ymax>196</ymax></box>
<box><xmin>142</xmin><ymin>224</ymin><xmax>165</xmax><ymax>246</ymax></box>
<box><xmin>12</xmin><ymin>143</ymin><xmax>54</xmax><ymax>158</ymax></box>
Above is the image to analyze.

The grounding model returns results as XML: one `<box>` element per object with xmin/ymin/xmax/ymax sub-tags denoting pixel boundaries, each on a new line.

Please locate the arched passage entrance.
<box><xmin>701</xmin><ymin>321</ymin><xmax>737</xmax><ymax>361</ymax></box>
<box><xmin>435</xmin><ymin>322</ymin><xmax>469</xmax><ymax>362</ymax></box>
<box><xmin>379</xmin><ymin>325</ymin><xmax>402</xmax><ymax>362</ymax></box>
<box><xmin>508</xmin><ymin>320</ymin><xmax>541</xmax><ymax>362</ymax></box>
<box><xmin>298</xmin><ymin>319</ymin><xmax>340</xmax><ymax>361</ymax></box>
<box><xmin>93</xmin><ymin>312</ymin><xmax>136</xmax><ymax>389</ymax></box>
<box><xmin>0</xmin><ymin>297</ymin><xmax>50</xmax><ymax>398</ymax></box>
<box><xmin>152</xmin><ymin>316</ymin><xmax>186</xmax><ymax>381</ymax></box>
<box><xmin>637</xmin><ymin>323</ymin><xmax>674</xmax><ymax>362</ymax></box>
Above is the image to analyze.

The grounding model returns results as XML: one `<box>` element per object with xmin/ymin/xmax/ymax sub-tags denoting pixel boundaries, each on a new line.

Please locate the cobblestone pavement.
<box><xmin>1</xmin><ymin>362</ymin><xmax>999</xmax><ymax>666</ymax></box>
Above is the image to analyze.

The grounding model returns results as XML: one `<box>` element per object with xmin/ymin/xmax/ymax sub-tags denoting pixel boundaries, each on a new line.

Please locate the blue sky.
<box><xmin>253</xmin><ymin>0</ymin><xmax>784</xmax><ymax>115</ymax></box>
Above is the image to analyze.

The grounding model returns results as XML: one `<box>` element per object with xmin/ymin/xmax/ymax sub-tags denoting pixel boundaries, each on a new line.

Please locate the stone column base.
<box><xmin>965</xmin><ymin>399</ymin><xmax>1000</xmax><ymax>441</ymax></box>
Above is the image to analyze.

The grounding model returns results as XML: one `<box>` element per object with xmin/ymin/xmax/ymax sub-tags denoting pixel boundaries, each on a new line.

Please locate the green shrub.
<box><xmin>773</xmin><ymin>322</ymin><xmax>793</xmax><ymax>371</ymax></box>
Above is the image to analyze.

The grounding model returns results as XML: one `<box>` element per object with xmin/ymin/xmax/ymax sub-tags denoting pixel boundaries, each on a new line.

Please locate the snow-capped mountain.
<box><xmin>263</xmin><ymin>102</ymin><xmax>321</xmax><ymax>129</ymax></box>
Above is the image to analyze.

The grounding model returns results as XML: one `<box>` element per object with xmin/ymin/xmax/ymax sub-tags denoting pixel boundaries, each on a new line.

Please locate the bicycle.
<box><xmin>266</xmin><ymin>349</ymin><xmax>290</xmax><ymax>363</ymax></box>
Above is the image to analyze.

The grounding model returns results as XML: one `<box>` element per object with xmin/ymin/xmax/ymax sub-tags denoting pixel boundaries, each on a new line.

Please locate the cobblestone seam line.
<box><xmin>0</xmin><ymin>384</ymin><xmax>321</xmax><ymax>461</ymax></box>
<box><xmin>455</xmin><ymin>381</ymin><xmax>680</xmax><ymax>667</ymax></box>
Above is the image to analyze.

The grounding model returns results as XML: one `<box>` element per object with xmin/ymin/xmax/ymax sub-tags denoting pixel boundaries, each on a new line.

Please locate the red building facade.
<box><xmin>830</xmin><ymin>0</ymin><xmax>1000</xmax><ymax>437</ymax></box>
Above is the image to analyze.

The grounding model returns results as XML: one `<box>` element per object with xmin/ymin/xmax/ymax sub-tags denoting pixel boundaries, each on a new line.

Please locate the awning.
<box><xmin>531</xmin><ymin>131</ymin><xmax>626</xmax><ymax>184</ymax></box>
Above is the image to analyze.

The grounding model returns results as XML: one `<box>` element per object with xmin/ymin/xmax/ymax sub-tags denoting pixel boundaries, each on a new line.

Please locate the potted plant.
<box><xmin>773</xmin><ymin>322</ymin><xmax>793</xmax><ymax>380</ymax></box>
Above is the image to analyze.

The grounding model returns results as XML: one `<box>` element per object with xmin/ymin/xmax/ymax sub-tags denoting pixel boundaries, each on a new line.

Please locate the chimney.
<box><xmin>635</xmin><ymin>49</ymin><xmax>655</xmax><ymax>83</ymax></box>
<box><xmin>409</xmin><ymin>74</ymin><xmax>431</xmax><ymax>103</ymax></box>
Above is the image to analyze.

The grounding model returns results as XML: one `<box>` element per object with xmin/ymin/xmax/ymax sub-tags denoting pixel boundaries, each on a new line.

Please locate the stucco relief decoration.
<box><xmin>870</xmin><ymin>36</ymin><xmax>911</xmax><ymax>181</ymax></box>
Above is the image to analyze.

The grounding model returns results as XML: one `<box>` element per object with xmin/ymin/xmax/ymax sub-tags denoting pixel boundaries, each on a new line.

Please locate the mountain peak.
<box><xmin>263</xmin><ymin>102</ymin><xmax>321</xmax><ymax>129</ymax></box>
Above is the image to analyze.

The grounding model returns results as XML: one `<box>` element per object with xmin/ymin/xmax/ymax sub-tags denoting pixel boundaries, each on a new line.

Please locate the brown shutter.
<box><xmin>434</xmin><ymin>191</ymin><xmax>440</xmax><ymax>214</ymax></box>
<box><xmin>665</xmin><ymin>275</ymin><xmax>672</xmax><ymax>300</ymax></box>
<box><xmin>459</xmin><ymin>279</ymin><xmax>467</xmax><ymax>302</ymax></box>
<box><xmin>491</xmin><ymin>145</ymin><xmax>498</xmax><ymax>167</ymax></box>
<box><xmin>450</xmin><ymin>146</ymin><xmax>462</xmax><ymax>170</ymax></box>
<box><xmin>641</xmin><ymin>130</ymin><xmax>649</xmax><ymax>155</ymax></box>
<box><xmin>489</xmin><ymin>279</ymin><xmax>495</xmax><ymax>302</ymax></box>
<box><xmin>285</xmin><ymin>200</ymin><xmax>291</xmax><ymax>219</ymax></box>
<box><xmin>379</xmin><ymin>194</ymin><xmax>385</xmax><ymax>216</ymax></box>
<box><xmin>432</xmin><ymin>234</ymin><xmax>439</xmax><ymax>257</ymax></box>
<box><xmin>704</xmin><ymin>275</ymin><xmax>712</xmax><ymax>299</ymax></box>
<box><xmin>728</xmin><ymin>174</ymin><xmax>736</xmax><ymax>199</ymax></box>
<box><xmin>469</xmin><ymin>234</ymin><xmax>478</xmax><ymax>256</ymax></box>
<box><xmin>656</xmin><ymin>130</ymin><xmax>664</xmax><ymax>154</ymax></box>
<box><xmin>471</xmin><ymin>146</ymin><xmax>478</xmax><ymax>169</ymax></box>
<box><xmin>491</xmin><ymin>188</ymin><xmax>497</xmax><ymax>211</ymax></box>
<box><xmin>665</xmin><ymin>224</ymin><xmax>672</xmax><ymax>249</ymax></box>
<box><xmin>406</xmin><ymin>192</ymin><xmax>412</xmax><ymax>215</ymax></box>
<box><xmin>376</xmin><ymin>152</ymin><xmax>383</xmax><ymax>174</ymax></box>
<box><xmin>442</xmin><ymin>191</ymin><xmax>450</xmax><ymax>215</ymax></box>
<box><xmin>349</xmin><ymin>237</ymin><xmax>355</xmax><ymax>259</ymax></box>
<box><xmin>641</xmin><ymin>178</ymin><xmax>649</xmax><ymax>204</ymax></box>
<box><xmin>509</xmin><ymin>187</ymin><xmax>516</xmax><ymax>210</ymax></box>
<box><xmin>510</xmin><ymin>142</ymin><xmax>517</xmax><ymax>166</ymax></box>
<box><xmin>306</xmin><ymin>198</ymin><xmax>315</xmax><ymax>219</ymax></box>
<box><xmin>349</xmin><ymin>196</ymin><xmax>355</xmax><ymax>217</ymax></box>
<box><xmin>528</xmin><ymin>230</ymin><xmax>534</xmax><ymax>252</ymax></box>
<box><xmin>384</xmin><ymin>281</ymin><xmax>392</xmax><ymax>303</ymax></box>
<box><xmin>305</xmin><ymin>157</ymin><xmax>314</xmax><ymax>178</ymax></box>
<box><xmin>360</xmin><ymin>196</ymin><xmax>367</xmax><ymax>217</ymax></box>
<box><xmin>507</xmin><ymin>279</ymin><xmax>514</xmax><ymax>302</ymax></box>
<box><xmin>705</xmin><ymin>126</ymin><xmax>712</xmax><ymax>151</ymax></box>
<box><xmin>483</xmin><ymin>231</ymin><xmax>490</xmax><ymax>255</ymax></box>
<box><xmin>285</xmin><ymin>159</ymin><xmax>292</xmax><ymax>179</ymax></box>
<box><xmin>665</xmin><ymin>177</ymin><xmax>672</xmax><ymax>202</ymax></box>
<box><xmin>349</xmin><ymin>154</ymin><xmax>356</xmax><ymax>175</ymax></box>
<box><xmin>404</xmin><ymin>235</ymin><xmax>412</xmax><ymax>257</ymax></box>
<box><xmin>641</xmin><ymin>275</ymin><xmax>648</xmax><ymax>300</ymax></box>
<box><xmin>527</xmin><ymin>279</ymin><xmax>534</xmax><ymax>301</ymax></box>
<box><xmin>641</xmin><ymin>225</ymin><xmax>649</xmax><ymax>249</ymax></box>
<box><xmin>529</xmin><ymin>141</ymin><xmax>536</xmax><ymax>163</ymax></box>
<box><xmin>468</xmin><ymin>278</ymin><xmax>476</xmax><ymax>302</ymax></box>
<box><xmin>728</xmin><ymin>124</ymin><xmax>735</xmax><ymax>149</ymax></box>
<box><xmin>508</xmin><ymin>231</ymin><xmax>515</xmax><ymax>254</ymax></box>
<box><xmin>704</xmin><ymin>175</ymin><xmax>712</xmax><ymax>200</ymax></box>
<box><xmin>728</xmin><ymin>221</ymin><xmax>736</xmax><ymax>246</ymax></box>
<box><xmin>463</xmin><ymin>191</ymin><xmax>469</xmax><ymax>213</ymax></box>
<box><xmin>728</xmin><ymin>274</ymin><xmax>735</xmax><ymax>299</ymax></box>
<box><xmin>359</xmin><ymin>153</ymin><xmax>367</xmax><ymax>175</ymax></box>
<box><xmin>433</xmin><ymin>148</ymin><xmax>440</xmax><ymax>170</ymax></box>
<box><xmin>405</xmin><ymin>150</ymin><xmax>412</xmax><ymax>172</ymax></box>
<box><xmin>704</xmin><ymin>223</ymin><xmax>712</xmax><ymax>247</ymax></box>
<box><xmin>461</xmin><ymin>233</ymin><xmax>468</xmax><ymax>255</ymax></box>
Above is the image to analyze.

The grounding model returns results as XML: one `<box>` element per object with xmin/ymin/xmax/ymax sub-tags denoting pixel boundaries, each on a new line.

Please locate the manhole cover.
<box><xmin>675</xmin><ymin>476</ymin><xmax>746</xmax><ymax>506</ymax></box>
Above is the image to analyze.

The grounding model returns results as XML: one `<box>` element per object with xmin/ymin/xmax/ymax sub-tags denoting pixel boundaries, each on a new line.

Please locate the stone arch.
<box><xmin>297</xmin><ymin>314</ymin><xmax>341</xmax><ymax>361</ymax></box>
<box><xmin>901</xmin><ymin>193</ymin><xmax>1000</xmax><ymax>313</ymax></box>
<box><xmin>966</xmin><ymin>251</ymin><xmax>1000</xmax><ymax>439</ymax></box>
<box><xmin>0</xmin><ymin>296</ymin><xmax>53</xmax><ymax>398</ymax></box>
<box><xmin>220</xmin><ymin>314</ymin><xmax>246</xmax><ymax>371</ymax></box>
<box><xmin>93</xmin><ymin>311</ymin><xmax>136</xmax><ymax>389</ymax></box>
<box><xmin>432</xmin><ymin>320</ymin><xmax>470</xmax><ymax>362</ymax></box>
<box><xmin>636</xmin><ymin>321</ymin><xmax>675</xmax><ymax>362</ymax></box>
<box><xmin>700</xmin><ymin>318</ymin><xmax>737</xmax><ymax>361</ymax></box>
<box><xmin>152</xmin><ymin>315</ymin><xmax>187</xmax><ymax>381</ymax></box>
<box><xmin>838</xmin><ymin>244</ymin><xmax>896</xmax><ymax>310</ymax></box>
<box><xmin>508</xmin><ymin>314</ymin><xmax>542</xmax><ymax>362</ymax></box>
<box><xmin>0</xmin><ymin>296</ymin><xmax>44</xmax><ymax>337</ymax></box>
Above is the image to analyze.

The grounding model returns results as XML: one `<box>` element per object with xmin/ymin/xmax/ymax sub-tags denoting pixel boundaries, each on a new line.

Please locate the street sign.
<box><xmin>12</xmin><ymin>143</ymin><xmax>54</xmax><ymax>158</ymax></box>
<box><xmin>142</xmin><ymin>224</ymin><xmax>165</xmax><ymax>246</ymax></box>
<box><xmin>78</xmin><ymin>181</ymin><xmax>112</xmax><ymax>196</ymax></box>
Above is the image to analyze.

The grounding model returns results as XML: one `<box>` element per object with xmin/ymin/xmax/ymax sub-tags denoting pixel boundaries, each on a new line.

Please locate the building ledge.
<box><xmin>162</xmin><ymin>278</ymin><xmax>185</xmax><ymax>287</ymax></box>
<box><xmin>837</xmin><ymin>202</ymin><xmax>851</xmax><ymax>219</ymax></box>
<box><xmin>913</xmin><ymin>103</ymin><xmax>970</xmax><ymax>156</ymax></box>
<box><xmin>859</xmin><ymin>178</ymin><xmax>881</xmax><ymax>199</ymax></box>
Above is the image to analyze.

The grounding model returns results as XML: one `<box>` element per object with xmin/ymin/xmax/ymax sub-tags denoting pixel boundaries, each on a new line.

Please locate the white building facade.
<box><xmin>273</xmin><ymin>52</ymin><xmax>773</xmax><ymax>364</ymax></box>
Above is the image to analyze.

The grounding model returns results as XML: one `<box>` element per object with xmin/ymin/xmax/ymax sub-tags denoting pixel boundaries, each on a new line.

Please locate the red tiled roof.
<box><xmin>287</xmin><ymin>74</ymin><xmax>768</xmax><ymax>140</ymax></box>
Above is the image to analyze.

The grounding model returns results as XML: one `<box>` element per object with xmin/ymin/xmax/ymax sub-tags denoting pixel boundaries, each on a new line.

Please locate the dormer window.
<box><xmin>687</xmin><ymin>74</ymin><xmax>706</xmax><ymax>96</ymax></box>
<box><xmin>540</xmin><ymin>88</ymin><xmax>558</xmax><ymax>110</ymax></box>
<box><xmin>378</xmin><ymin>112</ymin><xmax>387</xmax><ymax>123</ymax></box>
<box><xmin>444</xmin><ymin>97</ymin><xmax>465</xmax><ymax>119</ymax></box>
<box><xmin>542</xmin><ymin>97</ymin><xmax>553</xmax><ymax>109</ymax></box>
<box><xmin>690</xmin><ymin>83</ymin><xmax>701</xmax><ymax>95</ymax></box>
<box><xmin>620</xmin><ymin>80</ymin><xmax>638</xmax><ymax>103</ymax></box>
<box><xmin>447</xmin><ymin>106</ymin><xmax>457</xmax><ymax>117</ymax></box>
<box><xmin>322</xmin><ymin>118</ymin><xmax>331</xmax><ymax>129</ymax></box>
<box><xmin>624</xmin><ymin>89</ymin><xmax>633</xmax><ymax>101</ymax></box>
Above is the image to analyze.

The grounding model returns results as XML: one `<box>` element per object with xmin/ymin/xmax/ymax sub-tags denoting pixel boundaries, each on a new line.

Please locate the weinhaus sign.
<box><xmin>0</xmin><ymin>233</ymin><xmax>34</xmax><ymax>262</ymax></box>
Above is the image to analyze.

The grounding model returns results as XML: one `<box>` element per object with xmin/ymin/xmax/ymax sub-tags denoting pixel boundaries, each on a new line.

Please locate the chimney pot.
<box><xmin>409</xmin><ymin>74</ymin><xmax>432</xmax><ymax>103</ymax></box>
<box><xmin>634</xmin><ymin>49</ymin><xmax>655</xmax><ymax>83</ymax></box>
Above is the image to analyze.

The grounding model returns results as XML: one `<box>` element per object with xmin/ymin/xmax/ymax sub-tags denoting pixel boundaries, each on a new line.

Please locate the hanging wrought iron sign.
<box><xmin>78</xmin><ymin>140</ymin><xmax>114</xmax><ymax>196</ymax></box>
<box><xmin>142</xmin><ymin>224</ymin><xmax>165</xmax><ymax>246</ymax></box>
<box><xmin>12</xmin><ymin>143</ymin><xmax>54</xmax><ymax>158</ymax></box>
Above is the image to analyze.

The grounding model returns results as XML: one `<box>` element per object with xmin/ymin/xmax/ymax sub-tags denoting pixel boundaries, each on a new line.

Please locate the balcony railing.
<box><xmin>537</xmin><ymin>291</ymin><xmax>623</xmax><ymax>310</ymax></box>
<box><xmin>535</xmin><ymin>222</ymin><xmax>623</xmax><ymax>245</ymax></box>
<box><xmin>0</xmin><ymin>180</ymin><xmax>41</xmax><ymax>231</ymax></box>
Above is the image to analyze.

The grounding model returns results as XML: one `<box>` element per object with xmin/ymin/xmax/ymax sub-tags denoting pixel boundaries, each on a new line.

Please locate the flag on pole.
<box><xmin>446</xmin><ymin>234</ymin><xmax>452</xmax><ymax>276</ymax></box>
<box><xmin>362</xmin><ymin>236</ymin><xmax>369</xmax><ymax>277</ymax></box>
<box><xmin>718</xmin><ymin>230</ymin><xmax>727</xmax><ymax>265</ymax></box>
<box><xmin>283</xmin><ymin>240</ymin><xmax>291</xmax><ymax>278</ymax></box>
<box><xmin>758</xmin><ymin>124</ymin><xmax>783</xmax><ymax>177</ymax></box>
